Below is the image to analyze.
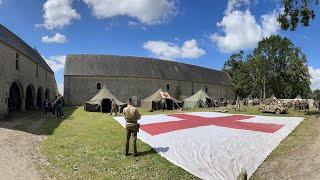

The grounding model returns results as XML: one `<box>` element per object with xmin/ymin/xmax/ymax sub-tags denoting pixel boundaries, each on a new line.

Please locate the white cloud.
<box><xmin>143</xmin><ymin>39</ymin><xmax>206</xmax><ymax>60</ymax></box>
<box><xmin>38</xmin><ymin>0</ymin><xmax>80</xmax><ymax>29</ymax></box>
<box><xmin>83</xmin><ymin>0</ymin><xmax>177</xmax><ymax>25</ymax></box>
<box><xmin>42</xmin><ymin>33</ymin><xmax>67</xmax><ymax>44</ymax></box>
<box><xmin>57</xmin><ymin>82</ymin><xmax>64</xmax><ymax>95</ymax></box>
<box><xmin>44</xmin><ymin>55</ymin><xmax>66</xmax><ymax>73</ymax></box>
<box><xmin>211</xmin><ymin>0</ymin><xmax>281</xmax><ymax>53</ymax></box>
<box><xmin>261</xmin><ymin>10</ymin><xmax>280</xmax><ymax>37</ymax></box>
<box><xmin>309</xmin><ymin>66</ymin><xmax>320</xmax><ymax>91</ymax></box>
<box><xmin>226</xmin><ymin>0</ymin><xmax>250</xmax><ymax>14</ymax></box>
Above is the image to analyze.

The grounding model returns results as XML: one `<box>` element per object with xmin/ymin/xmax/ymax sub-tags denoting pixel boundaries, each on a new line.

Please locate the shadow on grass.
<box><xmin>138</xmin><ymin>147</ymin><xmax>169</xmax><ymax>157</ymax></box>
<box><xmin>304</xmin><ymin>110</ymin><xmax>320</xmax><ymax>118</ymax></box>
<box><xmin>0</xmin><ymin>106</ymin><xmax>78</xmax><ymax>136</ymax></box>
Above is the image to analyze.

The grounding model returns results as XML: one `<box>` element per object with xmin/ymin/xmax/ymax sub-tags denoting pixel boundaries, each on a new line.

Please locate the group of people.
<box><xmin>42</xmin><ymin>96</ymin><xmax>64</xmax><ymax>119</ymax></box>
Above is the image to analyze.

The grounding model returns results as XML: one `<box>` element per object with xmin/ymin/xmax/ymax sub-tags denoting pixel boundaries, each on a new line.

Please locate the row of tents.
<box><xmin>84</xmin><ymin>86</ymin><xmax>213</xmax><ymax>113</ymax></box>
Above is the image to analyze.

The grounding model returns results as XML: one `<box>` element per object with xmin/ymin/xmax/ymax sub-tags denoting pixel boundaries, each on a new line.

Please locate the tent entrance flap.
<box><xmin>206</xmin><ymin>98</ymin><xmax>212</xmax><ymax>107</ymax></box>
<box><xmin>84</xmin><ymin>103</ymin><xmax>100</xmax><ymax>112</ymax></box>
<box><xmin>166</xmin><ymin>99</ymin><xmax>174</xmax><ymax>110</ymax></box>
<box><xmin>152</xmin><ymin>101</ymin><xmax>162</xmax><ymax>110</ymax></box>
<box><xmin>101</xmin><ymin>98</ymin><xmax>112</xmax><ymax>113</ymax></box>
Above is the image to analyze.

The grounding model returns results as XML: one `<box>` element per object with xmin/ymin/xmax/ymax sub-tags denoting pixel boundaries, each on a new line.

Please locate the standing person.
<box><xmin>48</xmin><ymin>100</ymin><xmax>53</xmax><ymax>117</ymax></box>
<box><xmin>43</xmin><ymin>99</ymin><xmax>49</xmax><ymax>118</ymax></box>
<box><xmin>55</xmin><ymin>96</ymin><xmax>63</xmax><ymax>119</ymax></box>
<box><xmin>236</xmin><ymin>96</ymin><xmax>241</xmax><ymax>111</ymax></box>
<box><xmin>123</xmin><ymin>98</ymin><xmax>141</xmax><ymax>157</ymax></box>
<box><xmin>110</xmin><ymin>99</ymin><xmax>118</xmax><ymax>116</ymax></box>
<box><xmin>161</xmin><ymin>99</ymin><xmax>167</xmax><ymax>112</ymax></box>
<box><xmin>60</xmin><ymin>96</ymin><xmax>65</xmax><ymax>119</ymax></box>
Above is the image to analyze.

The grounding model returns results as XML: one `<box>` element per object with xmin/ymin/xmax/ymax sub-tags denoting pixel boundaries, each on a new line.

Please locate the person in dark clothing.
<box><xmin>54</xmin><ymin>96</ymin><xmax>64</xmax><ymax>119</ymax></box>
<box><xmin>43</xmin><ymin>99</ymin><xmax>49</xmax><ymax>117</ymax></box>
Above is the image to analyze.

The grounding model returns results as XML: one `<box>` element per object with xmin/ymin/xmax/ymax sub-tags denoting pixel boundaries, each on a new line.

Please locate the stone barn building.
<box><xmin>64</xmin><ymin>54</ymin><xmax>235</xmax><ymax>106</ymax></box>
<box><xmin>0</xmin><ymin>24</ymin><xmax>57</xmax><ymax>119</ymax></box>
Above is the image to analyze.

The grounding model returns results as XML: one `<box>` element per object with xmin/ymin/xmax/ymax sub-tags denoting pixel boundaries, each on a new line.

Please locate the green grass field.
<box><xmin>41</xmin><ymin>107</ymin><xmax>201</xmax><ymax>179</ymax></box>
<box><xmin>38</xmin><ymin>106</ymin><xmax>318</xmax><ymax>179</ymax></box>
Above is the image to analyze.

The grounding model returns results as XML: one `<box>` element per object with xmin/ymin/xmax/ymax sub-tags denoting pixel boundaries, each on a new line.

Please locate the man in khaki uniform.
<box><xmin>123</xmin><ymin>98</ymin><xmax>141</xmax><ymax>156</ymax></box>
<box><xmin>110</xmin><ymin>99</ymin><xmax>118</xmax><ymax>116</ymax></box>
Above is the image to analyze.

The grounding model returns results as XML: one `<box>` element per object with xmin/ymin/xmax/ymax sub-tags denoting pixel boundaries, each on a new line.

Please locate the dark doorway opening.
<box><xmin>101</xmin><ymin>98</ymin><xmax>111</xmax><ymax>113</ymax></box>
<box><xmin>8</xmin><ymin>82</ymin><xmax>22</xmax><ymax>112</ymax></box>
<box><xmin>25</xmin><ymin>85</ymin><xmax>34</xmax><ymax>110</ymax></box>
<box><xmin>166</xmin><ymin>99</ymin><xmax>174</xmax><ymax>110</ymax></box>
<box><xmin>45</xmin><ymin>89</ymin><xmax>50</xmax><ymax>99</ymax></box>
<box><xmin>206</xmin><ymin>98</ymin><xmax>212</xmax><ymax>107</ymax></box>
<box><xmin>152</xmin><ymin>101</ymin><xmax>162</xmax><ymax>110</ymax></box>
<box><xmin>37</xmin><ymin>88</ymin><xmax>43</xmax><ymax>108</ymax></box>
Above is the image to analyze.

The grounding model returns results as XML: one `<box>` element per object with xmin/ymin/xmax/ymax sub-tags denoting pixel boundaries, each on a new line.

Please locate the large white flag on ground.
<box><xmin>114</xmin><ymin>112</ymin><xmax>303</xmax><ymax>180</ymax></box>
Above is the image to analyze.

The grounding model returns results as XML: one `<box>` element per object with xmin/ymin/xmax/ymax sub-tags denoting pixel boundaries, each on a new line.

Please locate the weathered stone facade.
<box><xmin>0</xmin><ymin>28</ymin><xmax>57</xmax><ymax>119</ymax></box>
<box><xmin>64</xmin><ymin>55</ymin><xmax>235</xmax><ymax>106</ymax></box>
<box><xmin>65</xmin><ymin>76</ymin><xmax>235</xmax><ymax>106</ymax></box>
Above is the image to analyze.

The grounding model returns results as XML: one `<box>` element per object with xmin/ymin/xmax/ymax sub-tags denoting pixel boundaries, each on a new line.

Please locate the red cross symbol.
<box><xmin>140</xmin><ymin>114</ymin><xmax>284</xmax><ymax>136</ymax></box>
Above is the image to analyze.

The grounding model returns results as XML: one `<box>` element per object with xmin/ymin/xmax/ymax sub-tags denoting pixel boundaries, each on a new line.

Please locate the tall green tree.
<box><xmin>223</xmin><ymin>35</ymin><xmax>311</xmax><ymax>99</ymax></box>
<box><xmin>222</xmin><ymin>51</ymin><xmax>252</xmax><ymax>98</ymax></box>
<box><xmin>279</xmin><ymin>0</ymin><xmax>319</xmax><ymax>30</ymax></box>
<box><xmin>313</xmin><ymin>89</ymin><xmax>320</xmax><ymax>100</ymax></box>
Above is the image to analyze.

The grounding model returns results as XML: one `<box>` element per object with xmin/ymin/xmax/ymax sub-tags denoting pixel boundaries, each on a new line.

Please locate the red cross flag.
<box><xmin>115</xmin><ymin>112</ymin><xmax>303</xmax><ymax>180</ymax></box>
<box><xmin>160</xmin><ymin>91</ymin><xmax>171</xmax><ymax>99</ymax></box>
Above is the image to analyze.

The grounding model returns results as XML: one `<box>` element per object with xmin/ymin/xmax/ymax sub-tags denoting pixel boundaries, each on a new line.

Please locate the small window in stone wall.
<box><xmin>15</xmin><ymin>53</ymin><xmax>19</xmax><ymax>70</ymax></box>
<box><xmin>36</xmin><ymin>65</ymin><xmax>39</xmax><ymax>77</ymax></box>
<box><xmin>205</xmin><ymin>87</ymin><xmax>208</xmax><ymax>93</ymax></box>
<box><xmin>166</xmin><ymin>84</ymin><xmax>170</xmax><ymax>91</ymax></box>
<box><xmin>97</xmin><ymin>83</ymin><xmax>101</xmax><ymax>90</ymax></box>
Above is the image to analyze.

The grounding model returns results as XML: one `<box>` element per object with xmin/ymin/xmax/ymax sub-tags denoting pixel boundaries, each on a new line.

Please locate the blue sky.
<box><xmin>0</xmin><ymin>0</ymin><xmax>319</xmax><ymax>94</ymax></box>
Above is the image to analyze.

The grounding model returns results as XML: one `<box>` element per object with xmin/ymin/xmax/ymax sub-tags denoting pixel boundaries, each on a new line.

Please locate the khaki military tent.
<box><xmin>264</xmin><ymin>95</ymin><xmax>279</xmax><ymax>104</ymax></box>
<box><xmin>293</xmin><ymin>95</ymin><xmax>302</xmax><ymax>103</ymax></box>
<box><xmin>141</xmin><ymin>89</ymin><xmax>182</xmax><ymax>111</ymax></box>
<box><xmin>183</xmin><ymin>89</ymin><xmax>212</xmax><ymax>109</ymax></box>
<box><xmin>85</xmin><ymin>86</ymin><xmax>125</xmax><ymax>113</ymax></box>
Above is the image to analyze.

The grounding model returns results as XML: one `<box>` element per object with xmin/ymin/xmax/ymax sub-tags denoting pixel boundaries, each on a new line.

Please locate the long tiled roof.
<box><xmin>0</xmin><ymin>24</ymin><xmax>53</xmax><ymax>73</ymax></box>
<box><xmin>65</xmin><ymin>54</ymin><xmax>234</xmax><ymax>87</ymax></box>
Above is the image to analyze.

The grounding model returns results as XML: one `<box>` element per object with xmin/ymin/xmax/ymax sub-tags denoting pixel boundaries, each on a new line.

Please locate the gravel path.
<box><xmin>0</xmin><ymin>114</ymin><xmax>51</xmax><ymax>180</ymax></box>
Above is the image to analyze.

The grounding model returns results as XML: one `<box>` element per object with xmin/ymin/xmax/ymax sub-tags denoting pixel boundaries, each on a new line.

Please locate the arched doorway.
<box><xmin>25</xmin><ymin>85</ymin><xmax>35</xmax><ymax>110</ymax></box>
<box><xmin>37</xmin><ymin>87</ymin><xmax>44</xmax><ymax>108</ymax></box>
<box><xmin>8</xmin><ymin>82</ymin><xmax>22</xmax><ymax>112</ymax></box>
<box><xmin>45</xmin><ymin>88</ymin><xmax>50</xmax><ymax>100</ymax></box>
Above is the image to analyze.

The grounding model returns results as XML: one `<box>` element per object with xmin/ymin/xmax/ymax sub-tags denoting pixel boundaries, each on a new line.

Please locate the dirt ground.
<box><xmin>252</xmin><ymin>116</ymin><xmax>320</xmax><ymax>179</ymax></box>
<box><xmin>0</xmin><ymin>113</ymin><xmax>51</xmax><ymax>180</ymax></box>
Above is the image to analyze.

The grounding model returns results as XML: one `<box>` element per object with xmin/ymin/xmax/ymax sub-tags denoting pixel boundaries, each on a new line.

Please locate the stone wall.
<box><xmin>0</xmin><ymin>41</ymin><xmax>57</xmax><ymax>119</ymax></box>
<box><xmin>64</xmin><ymin>75</ymin><xmax>235</xmax><ymax>106</ymax></box>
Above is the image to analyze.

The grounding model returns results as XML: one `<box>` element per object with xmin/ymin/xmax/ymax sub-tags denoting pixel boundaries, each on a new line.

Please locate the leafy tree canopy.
<box><xmin>223</xmin><ymin>35</ymin><xmax>311</xmax><ymax>99</ymax></box>
<box><xmin>279</xmin><ymin>0</ymin><xmax>319</xmax><ymax>30</ymax></box>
